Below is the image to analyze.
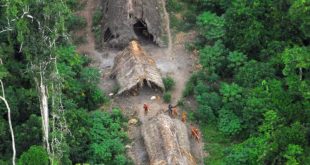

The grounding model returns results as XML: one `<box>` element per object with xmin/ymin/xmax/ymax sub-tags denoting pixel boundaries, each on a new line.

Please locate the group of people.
<box><xmin>143</xmin><ymin>103</ymin><xmax>200</xmax><ymax>142</ymax></box>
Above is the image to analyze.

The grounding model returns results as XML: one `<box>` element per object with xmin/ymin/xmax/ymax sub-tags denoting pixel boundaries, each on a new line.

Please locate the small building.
<box><xmin>111</xmin><ymin>41</ymin><xmax>164</xmax><ymax>95</ymax></box>
<box><xmin>101</xmin><ymin>0</ymin><xmax>168</xmax><ymax>48</ymax></box>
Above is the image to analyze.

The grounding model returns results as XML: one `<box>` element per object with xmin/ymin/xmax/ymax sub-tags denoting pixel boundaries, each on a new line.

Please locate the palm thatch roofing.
<box><xmin>111</xmin><ymin>41</ymin><xmax>165</xmax><ymax>95</ymax></box>
<box><xmin>101</xmin><ymin>0</ymin><xmax>167</xmax><ymax>48</ymax></box>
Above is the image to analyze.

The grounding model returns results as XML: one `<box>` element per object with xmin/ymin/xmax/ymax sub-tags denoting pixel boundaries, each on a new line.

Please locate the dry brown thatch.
<box><xmin>101</xmin><ymin>0</ymin><xmax>167</xmax><ymax>48</ymax></box>
<box><xmin>111</xmin><ymin>41</ymin><xmax>164</xmax><ymax>95</ymax></box>
<box><xmin>141</xmin><ymin>114</ymin><xmax>196</xmax><ymax>165</ymax></box>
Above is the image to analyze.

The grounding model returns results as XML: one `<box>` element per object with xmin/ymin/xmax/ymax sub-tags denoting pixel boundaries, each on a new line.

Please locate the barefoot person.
<box><xmin>190</xmin><ymin>124</ymin><xmax>200</xmax><ymax>142</ymax></box>
<box><xmin>168</xmin><ymin>104</ymin><xmax>177</xmax><ymax>116</ymax></box>
<box><xmin>144</xmin><ymin>103</ymin><xmax>149</xmax><ymax>115</ymax></box>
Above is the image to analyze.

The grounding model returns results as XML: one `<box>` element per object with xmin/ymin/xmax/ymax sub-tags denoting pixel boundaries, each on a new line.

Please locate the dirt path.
<box><xmin>75</xmin><ymin>0</ymin><xmax>204</xmax><ymax>164</ymax></box>
<box><xmin>75</xmin><ymin>0</ymin><xmax>106</xmax><ymax>68</ymax></box>
<box><xmin>161</xmin><ymin>0</ymin><xmax>173</xmax><ymax>54</ymax></box>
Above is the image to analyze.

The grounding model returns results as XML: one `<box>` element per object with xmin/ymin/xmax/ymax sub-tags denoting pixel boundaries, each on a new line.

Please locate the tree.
<box><xmin>218</xmin><ymin>108</ymin><xmax>241</xmax><ymax>136</ymax></box>
<box><xmin>219</xmin><ymin>83</ymin><xmax>243</xmax><ymax>103</ymax></box>
<box><xmin>65</xmin><ymin>109</ymin><xmax>91</xmax><ymax>163</ymax></box>
<box><xmin>88</xmin><ymin>109</ymin><xmax>128</xmax><ymax>164</ymax></box>
<box><xmin>289</xmin><ymin>0</ymin><xmax>310</xmax><ymax>38</ymax></box>
<box><xmin>282</xmin><ymin>46</ymin><xmax>310</xmax><ymax>99</ymax></box>
<box><xmin>199</xmin><ymin>40</ymin><xmax>226</xmax><ymax>73</ymax></box>
<box><xmin>225</xmin><ymin>136</ymin><xmax>268</xmax><ymax>165</ymax></box>
<box><xmin>18</xmin><ymin>146</ymin><xmax>49</xmax><ymax>165</ymax></box>
<box><xmin>235</xmin><ymin>60</ymin><xmax>275</xmax><ymax>88</ymax></box>
<box><xmin>283</xmin><ymin>144</ymin><xmax>303</xmax><ymax>165</ymax></box>
<box><xmin>0</xmin><ymin>59</ymin><xmax>16</xmax><ymax>165</ymax></box>
<box><xmin>197</xmin><ymin>11</ymin><xmax>225</xmax><ymax>41</ymax></box>
<box><xmin>227</xmin><ymin>51</ymin><xmax>247</xmax><ymax>73</ymax></box>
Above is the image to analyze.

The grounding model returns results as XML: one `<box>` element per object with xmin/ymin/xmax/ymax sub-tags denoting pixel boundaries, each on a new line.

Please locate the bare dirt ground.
<box><xmin>76</xmin><ymin>0</ymin><xmax>204</xmax><ymax>164</ymax></box>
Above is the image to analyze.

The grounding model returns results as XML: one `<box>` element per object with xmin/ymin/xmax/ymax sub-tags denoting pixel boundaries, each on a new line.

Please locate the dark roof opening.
<box><xmin>133</xmin><ymin>19</ymin><xmax>154</xmax><ymax>44</ymax></box>
<box><xmin>104</xmin><ymin>28</ymin><xmax>115</xmax><ymax>42</ymax></box>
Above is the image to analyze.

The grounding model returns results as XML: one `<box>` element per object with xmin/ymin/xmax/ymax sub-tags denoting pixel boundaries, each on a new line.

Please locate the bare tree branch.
<box><xmin>0</xmin><ymin>79</ymin><xmax>16</xmax><ymax>165</ymax></box>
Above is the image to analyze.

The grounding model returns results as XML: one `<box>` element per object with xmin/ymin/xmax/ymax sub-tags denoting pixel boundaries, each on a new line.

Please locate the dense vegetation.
<box><xmin>1</xmin><ymin>0</ymin><xmax>309</xmax><ymax>164</ymax></box>
<box><xmin>169</xmin><ymin>0</ymin><xmax>310</xmax><ymax>164</ymax></box>
<box><xmin>0</xmin><ymin>0</ymin><xmax>128</xmax><ymax>164</ymax></box>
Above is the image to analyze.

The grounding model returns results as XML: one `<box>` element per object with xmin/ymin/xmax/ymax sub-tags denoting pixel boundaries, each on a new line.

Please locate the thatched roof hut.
<box><xmin>100</xmin><ymin>0</ymin><xmax>168</xmax><ymax>48</ymax></box>
<box><xmin>141</xmin><ymin>114</ymin><xmax>197</xmax><ymax>165</ymax></box>
<box><xmin>111</xmin><ymin>41</ymin><xmax>164</xmax><ymax>95</ymax></box>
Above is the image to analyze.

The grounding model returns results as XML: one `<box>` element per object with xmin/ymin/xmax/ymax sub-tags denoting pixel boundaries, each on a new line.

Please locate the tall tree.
<box><xmin>0</xmin><ymin>59</ymin><xmax>16</xmax><ymax>165</ymax></box>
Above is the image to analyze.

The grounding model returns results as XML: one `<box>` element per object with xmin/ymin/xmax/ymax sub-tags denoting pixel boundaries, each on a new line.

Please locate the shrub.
<box><xmin>177</xmin><ymin>98</ymin><xmax>185</xmax><ymax>107</ymax></box>
<box><xmin>167</xmin><ymin>0</ymin><xmax>183</xmax><ymax>12</ymax></box>
<box><xmin>183</xmin><ymin>79</ymin><xmax>195</xmax><ymax>97</ymax></box>
<box><xmin>163</xmin><ymin>92</ymin><xmax>172</xmax><ymax>103</ymax></box>
<box><xmin>163</xmin><ymin>76</ymin><xmax>175</xmax><ymax>91</ymax></box>
<box><xmin>183</xmin><ymin>71</ymin><xmax>205</xmax><ymax>97</ymax></box>
<box><xmin>92</xmin><ymin>8</ymin><xmax>103</xmax><ymax>27</ymax></box>
<box><xmin>67</xmin><ymin>15</ymin><xmax>87</xmax><ymax>31</ymax></box>
<box><xmin>195</xmin><ymin>104</ymin><xmax>216</xmax><ymax>123</ymax></box>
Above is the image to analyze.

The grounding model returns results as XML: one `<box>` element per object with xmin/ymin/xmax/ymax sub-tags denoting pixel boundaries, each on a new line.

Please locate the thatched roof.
<box><xmin>111</xmin><ymin>41</ymin><xmax>164</xmax><ymax>95</ymax></box>
<box><xmin>101</xmin><ymin>0</ymin><xmax>167</xmax><ymax>48</ymax></box>
<box><xmin>142</xmin><ymin>114</ymin><xmax>196</xmax><ymax>165</ymax></box>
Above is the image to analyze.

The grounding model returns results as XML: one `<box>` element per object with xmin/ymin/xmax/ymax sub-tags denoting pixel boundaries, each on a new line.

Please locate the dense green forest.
<box><xmin>169</xmin><ymin>0</ymin><xmax>309</xmax><ymax>164</ymax></box>
<box><xmin>0</xmin><ymin>0</ymin><xmax>309</xmax><ymax>164</ymax></box>
<box><xmin>0</xmin><ymin>0</ymin><xmax>129</xmax><ymax>164</ymax></box>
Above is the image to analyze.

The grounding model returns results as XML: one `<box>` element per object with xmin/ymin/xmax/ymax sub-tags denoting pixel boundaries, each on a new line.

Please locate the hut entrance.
<box><xmin>133</xmin><ymin>19</ymin><xmax>154</xmax><ymax>43</ymax></box>
<box><xmin>104</xmin><ymin>28</ymin><xmax>115</xmax><ymax>42</ymax></box>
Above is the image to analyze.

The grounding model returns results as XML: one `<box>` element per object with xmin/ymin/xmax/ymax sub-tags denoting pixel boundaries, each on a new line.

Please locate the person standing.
<box><xmin>144</xmin><ymin>103</ymin><xmax>149</xmax><ymax>115</ymax></box>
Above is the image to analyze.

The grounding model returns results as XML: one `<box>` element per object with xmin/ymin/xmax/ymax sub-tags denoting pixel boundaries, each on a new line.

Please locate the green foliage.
<box><xmin>56</xmin><ymin>46</ymin><xmax>108</xmax><ymax>110</ymax></box>
<box><xmin>67</xmin><ymin>15</ymin><xmax>87</xmax><ymax>31</ymax></box>
<box><xmin>283</xmin><ymin>144</ymin><xmax>304</xmax><ymax>165</ymax></box>
<box><xmin>202</xmin><ymin>124</ymin><xmax>230</xmax><ymax>164</ymax></box>
<box><xmin>92</xmin><ymin>7</ymin><xmax>103</xmax><ymax>27</ymax></box>
<box><xmin>18</xmin><ymin>146</ymin><xmax>49</xmax><ymax>165</ymax></box>
<box><xmin>197</xmin><ymin>11</ymin><xmax>225</xmax><ymax>40</ymax></box>
<box><xmin>0</xmin><ymin>0</ymin><xmax>112</xmax><ymax>163</ymax></box>
<box><xmin>289</xmin><ymin>0</ymin><xmax>310</xmax><ymax>38</ymax></box>
<box><xmin>163</xmin><ymin>92</ymin><xmax>172</xmax><ymax>103</ymax></box>
<box><xmin>195</xmin><ymin>92</ymin><xmax>221</xmax><ymax>122</ymax></box>
<box><xmin>225</xmin><ymin>136</ymin><xmax>268</xmax><ymax>165</ymax></box>
<box><xmin>167</xmin><ymin>0</ymin><xmax>183</xmax><ymax>12</ymax></box>
<box><xmin>0</xmin><ymin>160</ymin><xmax>8</xmax><ymax>165</ymax></box>
<box><xmin>163</xmin><ymin>76</ymin><xmax>175</xmax><ymax>91</ymax></box>
<box><xmin>65</xmin><ymin>109</ymin><xmax>91</xmax><ymax>163</ymax></box>
<box><xmin>91</xmin><ymin>7</ymin><xmax>104</xmax><ymax>48</ymax></box>
<box><xmin>235</xmin><ymin>60</ymin><xmax>275</xmax><ymax>88</ymax></box>
<box><xmin>183</xmin><ymin>71</ymin><xmax>204</xmax><ymax>97</ymax></box>
<box><xmin>196</xmin><ymin>92</ymin><xmax>222</xmax><ymax>112</ymax></box>
<box><xmin>15</xmin><ymin>115</ymin><xmax>42</xmax><ymax>156</ymax></box>
<box><xmin>219</xmin><ymin>83</ymin><xmax>242</xmax><ymax>103</ymax></box>
<box><xmin>182</xmin><ymin>1</ymin><xmax>310</xmax><ymax>163</ymax></box>
<box><xmin>218</xmin><ymin>108</ymin><xmax>241</xmax><ymax>136</ymax></box>
<box><xmin>88</xmin><ymin>109</ymin><xmax>128</xmax><ymax>164</ymax></box>
<box><xmin>199</xmin><ymin>40</ymin><xmax>226</xmax><ymax>73</ymax></box>
<box><xmin>259</xmin><ymin>110</ymin><xmax>280</xmax><ymax>137</ymax></box>
<box><xmin>282</xmin><ymin>46</ymin><xmax>310</xmax><ymax>99</ymax></box>
<box><xmin>227</xmin><ymin>51</ymin><xmax>247</xmax><ymax>73</ymax></box>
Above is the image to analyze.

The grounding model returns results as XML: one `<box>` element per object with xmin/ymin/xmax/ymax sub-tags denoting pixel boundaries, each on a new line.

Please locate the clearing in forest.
<box><xmin>76</xmin><ymin>0</ymin><xmax>204</xmax><ymax>164</ymax></box>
